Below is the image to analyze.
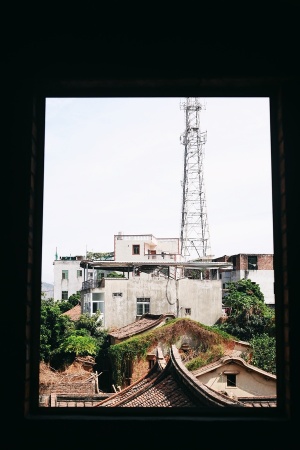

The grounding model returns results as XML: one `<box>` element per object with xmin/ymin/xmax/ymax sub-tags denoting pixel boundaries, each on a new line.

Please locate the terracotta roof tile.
<box><xmin>109</xmin><ymin>313</ymin><xmax>175</xmax><ymax>341</ymax></box>
<box><xmin>62</xmin><ymin>304</ymin><xmax>81</xmax><ymax>321</ymax></box>
<box><xmin>94</xmin><ymin>346</ymin><xmax>244</xmax><ymax>408</ymax></box>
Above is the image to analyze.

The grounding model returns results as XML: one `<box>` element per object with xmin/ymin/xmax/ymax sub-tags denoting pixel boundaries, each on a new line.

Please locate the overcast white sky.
<box><xmin>42</xmin><ymin>97</ymin><xmax>273</xmax><ymax>283</ymax></box>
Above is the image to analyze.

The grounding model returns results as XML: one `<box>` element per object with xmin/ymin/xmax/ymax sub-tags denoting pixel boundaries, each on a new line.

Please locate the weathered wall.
<box><xmin>86</xmin><ymin>277</ymin><xmax>222</xmax><ymax>330</ymax></box>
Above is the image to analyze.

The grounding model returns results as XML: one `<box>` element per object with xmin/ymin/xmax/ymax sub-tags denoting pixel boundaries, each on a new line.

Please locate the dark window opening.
<box><xmin>248</xmin><ymin>255</ymin><xmax>258</xmax><ymax>270</ymax></box>
<box><xmin>133</xmin><ymin>245</ymin><xmax>140</xmax><ymax>255</ymax></box>
<box><xmin>226</xmin><ymin>374</ymin><xmax>237</xmax><ymax>387</ymax></box>
<box><xmin>62</xmin><ymin>270</ymin><xmax>68</xmax><ymax>280</ymax></box>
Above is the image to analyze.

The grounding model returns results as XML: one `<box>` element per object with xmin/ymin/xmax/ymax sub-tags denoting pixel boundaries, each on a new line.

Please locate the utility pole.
<box><xmin>180</xmin><ymin>97</ymin><xmax>211</xmax><ymax>261</ymax></box>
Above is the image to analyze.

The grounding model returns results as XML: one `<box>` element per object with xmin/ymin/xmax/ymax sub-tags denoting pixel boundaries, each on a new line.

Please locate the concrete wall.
<box><xmin>114</xmin><ymin>234</ymin><xmax>181</xmax><ymax>261</ymax></box>
<box><xmin>195</xmin><ymin>363</ymin><xmax>276</xmax><ymax>398</ymax></box>
<box><xmin>222</xmin><ymin>269</ymin><xmax>274</xmax><ymax>305</ymax></box>
<box><xmin>53</xmin><ymin>258</ymin><xmax>93</xmax><ymax>301</ymax></box>
<box><xmin>82</xmin><ymin>277</ymin><xmax>223</xmax><ymax>329</ymax></box>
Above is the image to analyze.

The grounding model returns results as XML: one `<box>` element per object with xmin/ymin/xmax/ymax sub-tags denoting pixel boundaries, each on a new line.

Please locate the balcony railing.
<box><xmin>146</xmin><ymin>253</ymin><xmax>177</xmax><ymax>261</ymax></box>
<box><xmin>82</xmin><ymin>279</ymin><xmax>103</xmax><ymax>290</ymax></box>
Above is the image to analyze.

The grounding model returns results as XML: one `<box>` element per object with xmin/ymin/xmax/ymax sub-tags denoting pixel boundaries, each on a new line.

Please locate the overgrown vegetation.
<box><xmin>212</xmin><ymin>278</ymin><xmax>276</xmax><ymax>374</ymax></box>
<box><xmin>249</xmin><ymin>333</ymin><xmax>276</xmax><ymax>374</ymax></box>
<box><xmin>40</xmin><ymin>277</ymin><xmax>276</xmax><ymax>386</ymax></box>
<box><xmin>213</xmin><ymin>278</ymin><xmax>275</xmax><ymax>340</ymax></box>
<box><xmin>106</xmin><ymin>318</ymin><xmax>234</xmax><ymax>387</ymax></box>
<box><xmin>40</xmin><ymin>297</ymin><xmax>108</xmax><ymax>369</ymax></box>
<box><xmin>185</xmin><ymin>345</ymin><xmax>224</xmax><ymax>371</ymax></box>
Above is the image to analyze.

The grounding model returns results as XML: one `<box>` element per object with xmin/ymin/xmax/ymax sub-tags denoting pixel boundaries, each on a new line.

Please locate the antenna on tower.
<box><xmin>179</xmin><ymin>97</ymin><xmax>212</xmax><ymax>261</ymax></box>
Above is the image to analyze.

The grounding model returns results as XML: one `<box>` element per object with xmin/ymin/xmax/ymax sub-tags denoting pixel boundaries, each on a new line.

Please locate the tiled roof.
<box><xmin>108</xmin><ymin>313</ymin><xmax>175</xmax><ymax>341</ymax></box>
<box><xmin>62</xmin><ymin>304</ymin><xmax>81</xmax><ymax>321</ymax></box>
<box><xmin>94</xmin><ymin>346</ymin><xmax>245</xmax><ymax>408</ymax></box>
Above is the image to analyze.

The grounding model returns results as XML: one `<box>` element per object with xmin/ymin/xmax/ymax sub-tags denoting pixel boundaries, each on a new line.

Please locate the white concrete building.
<box><xmin>79</xmin><ymin>233</ymin><xmax>233</xmax><ymax>329</ymax></box>
<box><xmin>53</xmin><ymin>255</ymin><xmax>91</xmax><ymax>301</ymax></box>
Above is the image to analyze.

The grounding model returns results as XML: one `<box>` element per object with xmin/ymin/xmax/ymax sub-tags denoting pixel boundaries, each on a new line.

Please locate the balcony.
<box><xmin>81</xmin><ymin>279</ymin><xmax>103</xmax><ymax>291</ymax></box>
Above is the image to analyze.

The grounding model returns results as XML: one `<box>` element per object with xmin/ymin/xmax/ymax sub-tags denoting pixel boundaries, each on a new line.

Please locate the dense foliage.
<box><xmin>249</xmin><ymin>333</ymin><xmax>276</xmax><ymax>374</ymax></box>
<box><xmin>40</xmin><ymin>279</ymin><xmax>276</xmax><ymax>379</ymax></box>
<box><xmin>40</xmin><ymin>297</ymin><xmax>108</xmax><ymax>369</ymax></box>
<box><xmin>214</xmin><ymin>279</ymin><xmax>275</xmax><ymax>341</ymax></box>
<box><xmin>106</xmin><ymin>318</ymin><xmax>233</xmax><ymax>387</ymax></box>
<box><xmin>212</xmin><ymin>278</ymin><xmax>276</xmax><ymax>374</ymax></box>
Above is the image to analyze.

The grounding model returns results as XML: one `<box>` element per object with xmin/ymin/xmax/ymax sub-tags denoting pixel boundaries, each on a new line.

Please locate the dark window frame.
<box><xmin>26</xmin><ymin>80</ymin><xmax>290</xmax><ymax>425</ymax></box>
<box><xmin>61</xmin><ymin>290</ymin><xmax>68</xmax><ymax>300</ymax></box>
<box><xmin>132</xmin><ymin>245</ymin><xmax>140</xmax><ymax>255</ymax></box>
<box><xmin>248</xmin><ymin>255</ymin><xmax>258</xmax><ymax>270</ymax></box>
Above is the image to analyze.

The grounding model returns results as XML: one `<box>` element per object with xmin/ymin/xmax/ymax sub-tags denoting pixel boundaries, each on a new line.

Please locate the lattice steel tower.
<box><xmin>180</xmin><ymin>97</ymin><xmax>211</xmax><ymax>260</ymax></box>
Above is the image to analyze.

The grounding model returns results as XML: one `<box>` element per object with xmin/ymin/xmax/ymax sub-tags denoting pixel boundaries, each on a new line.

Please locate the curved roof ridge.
<box><xmin>170</xmin><ymin>346</ymin><xmax>244</xmax><ymax>407</ymax></box>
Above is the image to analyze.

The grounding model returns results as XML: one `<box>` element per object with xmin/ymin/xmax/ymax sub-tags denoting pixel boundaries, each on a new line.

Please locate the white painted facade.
<box><xmin>192</xmin><ymin>357</ymin><xmax>276</xmax><ymax>398</ymax></box>
<box><xmin>53</xmin><ymin>256</ymin><xmax>92</xmax><ymax>301</ymax></box>
<box><xmin>82</xmin><ymin>277</ymin><xmax>223</xmax><ymax>330</ymax></box>
<box><xmin>114</xmin><ymin>233</ymin><xmax>182</xmax><ymax>263</ymax></box>
<box><xmin>80</xmin><ymin>233</ymin><xmax>225</xmax><ymax>329</ymax></box>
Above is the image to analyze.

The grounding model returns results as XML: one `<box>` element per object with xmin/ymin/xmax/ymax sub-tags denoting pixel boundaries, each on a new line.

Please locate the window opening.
<box><xmin>136</xmin><ymin>297</ymin><xmax>150</xmax><ymax>316</ymax></box>
<box><xmin>248</xmin><ymin>255</ymin><xmax>258</xmax><ymax>270</ymax></box>
<box><xmin>62</xmin><ymin>270</ymin><xmax>68</xmax><ymax>280</ymax></box>
<box><xmin>132</xmin><ymin>245</ymin><xmax>140</xmax><ymax>255</ymax></box>
<box><xmin>226</xmin><ymin>374</ymin><xmax>237</xmax><ymax>387</ymax></box>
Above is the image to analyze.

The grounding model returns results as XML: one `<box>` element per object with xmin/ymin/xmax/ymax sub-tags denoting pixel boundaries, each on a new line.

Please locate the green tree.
<box><xmin>213</xmin><ymin>279</ymin><xmax>276</xmax><ymax>374</ymax></box>
<box><xmin>56</xmin><ymin>293</ymin><xmax>81</xmax><ymax>313</ymax></box>
<box><xmin>40</xmin><ymin>296</ymin><xmax>108</xmax><ymax>369</ymax></box>
<box><xmin>40</xmin><ymin>299</ymin><xmax>74</xmax><ymax>362</ymax></box>
<box><xmin>58</xmin><ymin>330</ymin><xmax>99</xmax><ymax>357</ymax></box>
<box><xmin>215</xmin><ymin>279</ymin><xmax>275</xmax><ymax>341</ymax></box>
<box><xmin>106</xmin><ymin>271</ymin><xmax>124</xmax><ymax>278</ymax></box>
<box><xmin>76</xmin><ymin>311</ymin><xmax>106</xmax><ymax>339</ymax></box>
<box><xmin>249</xmin><ymin>333</ymin><xmax>276</xmax><ymax>374</ymax></box>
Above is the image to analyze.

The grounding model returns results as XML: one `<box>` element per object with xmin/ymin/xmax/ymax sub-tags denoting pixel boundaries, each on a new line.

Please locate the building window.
<box><xmin>136</xmin><ymin>297</ymin><xmax>150</xmax><ymax>316</ymax></box>
<box><xmin>62</xmin><ymin>291</ymin><xmax>68</xmax><ymax>300</ymax></box>
<box><xmin>231</xmin><ymin>256</ymin><xmax>236</xmax><ymax>270</ymax></box>
<box><xmin>248</xmin><ymin>255</ymin><xmax>258</xmax><ymax>270</ymax></box>
<box><xmin>226</xmin><ymin>374</ymin><xmax>237</xmax><ymax>387</ymax></box>
<box><xmin>185</xmin><ymin>308</ymin><xmax>191</xmax><ymax>315</ymax></box>
<box><xmin>77</xmin><ymin>270</ymin><xmax>82</xmax><ymax>277</ymax></box>
<box><xmin>92</xmin><ymin>293</ymin><xmax>104</xmax><ymax>315</ymax></box>
<box><xmin>62</xmin><ymin>270</ymin><xmax>68</xmax><ymax>280</ymax></box>
<box><xmin>132</xmin><ymin>245</ymin><xmax>140</xmax><ymax>255</ymax></box>
<box><xmin>112</xmin><ymin>292</ymin><xmax>123</xmax><ymax>298</ymax></box>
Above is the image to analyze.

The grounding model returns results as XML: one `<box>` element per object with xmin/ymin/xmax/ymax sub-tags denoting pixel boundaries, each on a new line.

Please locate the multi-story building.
<box><xmin>79</xmin><ymin>233</ymin><xmax>232</xmax><ymax>330</ymax></box>
<box><xmin>53</xmin><ymin>255</ymin><xmax>91</xmax><ymax>301</ymax></box>
<box><xmin>53</xmin><ymin>245</ymin><xmax>274</xmax><ymax>330</ymax></box>
<box><xmin>213</xmin><ymin>253</ymin><xmax>274</xmax><ymax>307</ymax></box>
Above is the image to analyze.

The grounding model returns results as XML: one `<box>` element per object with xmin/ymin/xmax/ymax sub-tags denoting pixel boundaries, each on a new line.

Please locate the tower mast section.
<box><xmin>180</xmin><ymin>97</ymin><xmax>211</xmax><ymax>260</ymax></box>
